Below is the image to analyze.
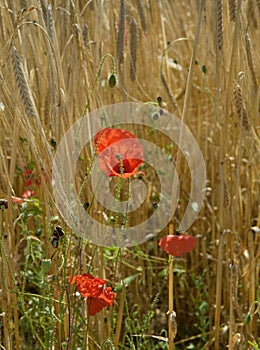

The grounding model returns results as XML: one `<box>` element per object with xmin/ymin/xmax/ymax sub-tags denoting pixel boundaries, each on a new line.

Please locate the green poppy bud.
<box><xmin>108</xmin><ymin>74</ymin><xmax>117</xmax><ymax>88</ymax></box>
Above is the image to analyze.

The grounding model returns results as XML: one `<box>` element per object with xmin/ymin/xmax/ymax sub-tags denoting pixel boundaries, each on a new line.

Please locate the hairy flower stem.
<box><xmin>168</xmin><ymin>224</ymin><xmax>175</xmax><ymax>349</ymax></box>
<box><xmin>81</xmin><ymin>54</ymin><xmax>116</xmax><ymax>117</ymax></box>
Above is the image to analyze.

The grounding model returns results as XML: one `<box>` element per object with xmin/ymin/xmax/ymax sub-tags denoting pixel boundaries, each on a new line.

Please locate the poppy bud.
<box><xmin>244</xmin><ymin>313</ymin><xmax>251</xmax><ymax>325</ymax></box>
<box><xmin>0</xmin><ymin>199</ymin><xmax>8</xmax><ymax>209</ymax></box>
<box><xmin>201</xmin><ymin>65</ymin><xmax>207</xmax><ymax>74</ymax></box>
<box><xmin>50</xmin><ymin>138</ymin><xmax>57</xmax><ymax>149</ymax></box>
<box><xmin>83</xmin><ymin>202</ymin><xmax>90</xmax><ymax>210</ymax></box>
<box><xmin>151</xmin><ymin>112</ymin><xmax>160</xmax><ymax>121</ymax></box>
<box><xmin>108</xmin><ymin>73</ymin><xmax>117</xmax><ymax>88</ymax></box>
<box><xmin>41</xmin><ymin>259</ymin><xmax>52</xmax><ymax>273</ymax></box>
<box><xmin>115</xmin><ymin>153</ymin><xmax>122</xmax><ymax>161</ymax></box>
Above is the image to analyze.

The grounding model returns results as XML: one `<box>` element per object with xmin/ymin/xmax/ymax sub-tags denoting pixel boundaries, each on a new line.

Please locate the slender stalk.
<box><xmin>214</xmin><ymin>231</ymin><xmax>226</xmax><ymax>350</ymax></box>
<box><xmin>168</xmin><ymin>256</ymin><xmax>174</xmax><ymax>350</ymax></box>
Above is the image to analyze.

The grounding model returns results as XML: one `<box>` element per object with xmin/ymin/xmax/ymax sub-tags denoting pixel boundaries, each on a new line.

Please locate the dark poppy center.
<box><xmin>113</xmin><ymin>159</ymin><xmax>131</xmax><ymax>174</ymax></box>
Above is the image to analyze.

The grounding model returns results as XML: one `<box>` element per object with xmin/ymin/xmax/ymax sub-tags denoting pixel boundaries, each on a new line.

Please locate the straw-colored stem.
<box><xmin>214</xmin><ymin>231</ymin><xmax>226</xmax><ymax>350</ymax></box>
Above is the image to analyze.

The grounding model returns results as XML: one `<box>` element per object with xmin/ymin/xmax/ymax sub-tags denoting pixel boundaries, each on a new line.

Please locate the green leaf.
<box><xmin>115</xmin><ymin>273</ymin><xmax>140</xmax><ymax>292</ymax></box>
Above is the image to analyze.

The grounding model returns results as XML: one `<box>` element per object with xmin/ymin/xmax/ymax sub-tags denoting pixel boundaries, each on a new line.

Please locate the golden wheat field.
<box><xmin>0</xmin><ymin>0</ymin><xmax>259</xmax><ymax>349</ymax></box>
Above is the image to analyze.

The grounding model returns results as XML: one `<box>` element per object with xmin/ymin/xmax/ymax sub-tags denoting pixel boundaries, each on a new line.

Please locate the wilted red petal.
<box><xmin>87</xmin><ymin>297</ymin><xmax>108</xmax><ymax>316</ymax></box>
<box><xmin>87</xmin><ymin>287</ymin><xmax>116</xmax><ymax>316</ymax></box>
<box><xmin>94</xmin><ymin>128</ymin><xmax>144</xmax><ymax>178</ymax></box>
<box><xmin>159</xmin><ymin>234</ymin><xmax>197</xmax><ymax>257</ymax></box>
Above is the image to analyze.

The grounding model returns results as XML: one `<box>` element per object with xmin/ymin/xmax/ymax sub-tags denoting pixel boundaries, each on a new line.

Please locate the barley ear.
<box><xmin>11</xmin><ymin>45</ymin><xmax>36</xmax><ymax>117</ymax></box>
<box><xmin>117</xmin><ymin>0</ymin><xmax>125</xmax><ymax>66</ymax></box>
<box><xmin>136</xmin><ymin>0</ymin><xmax>147</xmax><ymax>32</ymax></box>
<box><xmin>233</xmin><ymin>83</ymin><xmax>250</xmax><ymax>131</ymax></box>
<box><xmin>228</xmin><ymin>0</ymin><xmax>237</xmax><ymax>22</ymax></box>
<box><xmin>245</xmin><ymin>33</ymin><xmax>258</xmax><ymax>90</ymax></box>
<box><xmin>130</xmin><ymin>18</ymin><xmax>137</xmax><ymax>82</ymax></box>
<box><xmin>217</xmin><ymin>0</ymin><xmax>223</xmax><ymax>50</ymax></box>
<box><xmin>224</xmin><ymin>180</ymin><xmax>230</xmax><ymax>208</ymax></box>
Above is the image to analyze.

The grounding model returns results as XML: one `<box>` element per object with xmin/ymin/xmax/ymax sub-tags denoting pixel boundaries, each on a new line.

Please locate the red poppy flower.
<box><xmin>159</xmin><ymin>234</ymin><xmax>197</xmax><ymax>257</ymax></box>
<box><xmin>11</xmin><ymin>190</ymin><xmax>36</xmax><ymax>204</ymax></box>
<box><xmin>68</xmin><ymin>273</ymin><xmax>106</xmax><ymax>298</ymax></box>
<box><xmin>22</xmin><ymin>190</ymin><xmax>36</xmax><ymax>199</ymax></box>
<box><xmin>94</xmin><ymin>128</ymin><xmax>144</xmax><ymax>179</ymax></box>
<box><xmin>87</xmin><ymin>287</ymin><xmax>116</xmax><ymax>316</ymax></box>
<box><xmin>22</xmin><ymin>164</ymin><xmax>34</xmax><ymax>186</ymax></box>
<box><xmin>22</xmin><ymin>163</ymin><xmax>49</xmax><ymax>187</ymax></box>
<box><xmin>68</xmin><ymin>273</ymin><xmax>116</xmax><ymax>315</ymax></box>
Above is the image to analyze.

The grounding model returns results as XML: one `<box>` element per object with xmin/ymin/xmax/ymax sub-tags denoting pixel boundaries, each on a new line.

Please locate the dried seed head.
<box><xmin>228</xmin><ymin>0</ymin><xmax>237</xmax><ymax>22</ymax></box>
<box><xmin>130</xmin><ymin>18</ymin><xmax>137</xmax><ymax>82</ymax></box>
<box><xmin>245</xmin><ymin>33</ymin><xmax>258</xmax><ymax>90</ymax></box>
<box><xmin>83</xmin><ymin>24</ymin><xmax>89</xmax><ymax>47</ymax></box>
<box><xmin>233</xmin><ymin>83</ymin><xmax>250</xmax><ymax>131</ymax></box>
<box><xmin>12</xmin><ymin>46</ymin><xmax>35</xmax><ymax>117</ymax></box>
<box><xmin>117</xmin><ymin>0</ymin><xmax>125</xmax><ymax>66</ymax></box>
<box><xmin>223</xmin><ymin>180</ymin><xmax>230</xmax><ymax>208</ymax></box>
<box><xmin>217</xmin><ymin>0</ymin><xmax>223</xmax><ymax>50</ymax></box>
<box><xmin>167</xmin><ymin>310</ymin><xmax>177</xmax><ymax>341</ymax></box>
<box><xmin>136</xmin><ymin>0</ymin><xmax>146</xmax><ymax>32</ymax></box>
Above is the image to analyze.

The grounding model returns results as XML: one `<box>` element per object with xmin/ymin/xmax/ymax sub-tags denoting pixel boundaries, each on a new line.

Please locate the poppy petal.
<box><xmin>87</xmin><ymin>297</ymin><xmax>108</xmax><ymax>316</ymax></box>
<box><xmin>68</xmin><ymin>273</ymin><xmax>106</xmax><ymax>298</ymax></box>
<box><xmin>159</xmin><ymin>234</ymin><xmax>197</xmax><ymax>257</ymax></box>
<box><xmin>94</xmin><ymin>128</ymin><xmax>144</xmax><ymax>178</ymax></box>
<box><xmin>87</xmin><ymin>287</ymin><xmax>116</xmax><ymax>316</ymax></box>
